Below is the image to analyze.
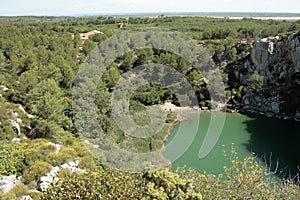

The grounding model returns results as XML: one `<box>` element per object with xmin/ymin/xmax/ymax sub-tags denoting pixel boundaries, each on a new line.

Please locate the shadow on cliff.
<box><xmin>242</xmin><ymin>114</ymin><xmax>300</xmax><ymax>180</ymax></box>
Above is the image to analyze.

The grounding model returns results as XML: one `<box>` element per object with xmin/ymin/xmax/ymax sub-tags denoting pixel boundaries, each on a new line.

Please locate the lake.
<box><xmin>163</xmin><ymin>112</ymin><xmax>300</xmax><ymax>179</ymax></box>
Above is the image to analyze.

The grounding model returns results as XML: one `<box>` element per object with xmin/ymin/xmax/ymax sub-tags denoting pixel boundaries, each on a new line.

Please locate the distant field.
<box><xmin>214</xmin><ymin>16</ymin><xmax>300</xmax><ymax>21</ymax></box>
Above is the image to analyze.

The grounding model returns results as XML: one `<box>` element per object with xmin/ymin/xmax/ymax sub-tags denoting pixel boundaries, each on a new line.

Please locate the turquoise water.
<box><xmin>164</xmin><ymin>112</ymin><xmax>300</xmax><ymax>178</ymax></box>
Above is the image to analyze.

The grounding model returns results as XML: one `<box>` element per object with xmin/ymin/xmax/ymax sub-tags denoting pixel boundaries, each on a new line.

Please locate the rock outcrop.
<box><xmin>235</xmin><ymin>33</ymin><xmax>300</xmax><ymax>120</ymax></box>
<box><xmin>0</xmin><ymin>175</ymin><xmax>21</xmax><ymax>193</ymax></box>
<box><xmin>39</xmin><ymin>161</ymin><xmax>86</xmax><ymax>192</ymax></box>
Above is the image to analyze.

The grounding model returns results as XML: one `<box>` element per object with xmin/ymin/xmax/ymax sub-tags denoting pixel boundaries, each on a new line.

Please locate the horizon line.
<box><xmin>1</xmin><ymin>11</ymin><xmax>300</xmax><ymax>17</ymax></box>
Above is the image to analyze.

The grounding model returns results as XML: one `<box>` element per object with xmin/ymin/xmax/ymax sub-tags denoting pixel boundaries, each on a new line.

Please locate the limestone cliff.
<box><xmin>234</xmin><ymin>32</ymin><xmax>300</xmax><ymax>121</ymax></box>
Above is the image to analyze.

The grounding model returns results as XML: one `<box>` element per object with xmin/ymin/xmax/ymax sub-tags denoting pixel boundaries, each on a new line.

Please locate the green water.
<box><xmin>164</xmin><ymin>112</ymin><xmax>300</xmax><ymax>178</ymax></box>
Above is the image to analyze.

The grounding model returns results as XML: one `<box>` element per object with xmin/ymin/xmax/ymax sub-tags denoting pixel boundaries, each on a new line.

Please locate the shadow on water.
<box><xmin>243</xmin><ymin>114</ymin><xmax>300</xmax><ymax>180</ymax></box>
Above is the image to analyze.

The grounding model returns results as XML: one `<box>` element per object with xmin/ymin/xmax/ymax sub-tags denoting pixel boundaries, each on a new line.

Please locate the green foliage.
<box><xmin>31</xmin><ymin>119</ymin><xmax>65</xmax><ymax>139</ymax></box>
<box><xmin>46</xmin><ymin>146</ymin><xmax>78</xmax><ymax>166</ymax></box>
<box><xmin>0</xmin><ymin>183</ymin><xmax>31</xmax><ymax>200</ymax></box>
<box><xmin>0</xmin><ymin>15</ymin><xmax>299</xmax><ymax>199</ymax></box>
<box><xmin>23</xmin><ymin>160</ymin><xmax>52</xmax><ymax>183</ymax></box>
<box><xmin>102</xmin><ymin>66</ymin><xmax>121</xmax><ymax>90</ymax></box>
<box><xmin>41</xmin><ymin>169</ymin><xmax>145</xmax><ymax>199</ymax></box>
<box><xmin>0</xmin><ymin>144</ymin><xmax>21</xmax><ymax>176</ymax></box>
<box><xmin>7</xmin><ymin>183</ymin><xmax>29</xmax><ymax>198</ymax></box>
<box><xmin>77</xmin><ymin>155</ymin><xmax>98</xmax><ymax>171</ymax></box>
<box><xmin>129</xmin><ymin>100</ymin><xmax>151</xmax><ymax>126</ymax></box>
<box><xmin>90</xmin><ymin>33</ymin><xmax>108</xmax><ymax>43</ymax></box>
<box><xmin>0</xmin><ymin>101</ymin><xmax>15</xmax><ymax>140</ymax></box>
<box><xmin>28</xmin><ymin>79</ymin><xmax>66</xmax><ymax>120</ymax></box>
<box><xmin>166</xmin><ymin>113</ymin><xmax>177</xmax><ymax>123</ymax></box>
<box><xmin>0</xmin><ymin>140</ymin><xmax>54</xmax><ymax>177</ymax></box>
<box><xmin>132</xmin><ymin>84</ymin><xmax>173</xmax><ymax>106</ymax></box>
<box><xmin>42</xmin><ymin>148</ymin><xmax>300</xmax><ymax>199</ymax></box>
<box><xmin>82</xmin><ymin>39</ymin><xmax>96</xmax><ymax>55</ymax></box>
<box><xmin>145</xmin><ymin>169</ymin><xmax>202</xmax><ymax>199</ymax></box>
<box><xmin>247</xmin><ymin>71</ymin><xmax>264</xmax><ymax>93</ymax></box>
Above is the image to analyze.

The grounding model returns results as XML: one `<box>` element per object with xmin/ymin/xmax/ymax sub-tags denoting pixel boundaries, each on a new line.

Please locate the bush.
<box><xmin>46</xmin><ymin>146</ymin><xmax>77</xmax><ymax>165</ymax></box>
<box><xmin>78</xmin><ymin>155</ymin><xmax>98</xmax><ymax>171</ymax></box>
<box><xmin>166</xmin><ymin>113</ymin><xmax>177</xmax><ymax>123</ymax></box>
<box><xmin>7</xmin><ymin>183</ymin><xmax>29</xmax><ymax>198</ymax></box>
<box><xmin>41</xmin><ymin>169</ymin><xmax>145</xmax><ymax>199</ymax></box>
<box><xmin>23</xmin><ymin>160</ymin><xmax>52</xmax><ymax>183</ymax></box>
<box><xmin>0</xmin><ymin>183</ymin><xmax>29</xmax><ymax>200</ymax></box>
<box><xmin>0</xmin><ymin>144</ymin><xmax>21</xmax><ymax>176</ymax></box>
<box><xmin>42</xmin><ymin>150</ymin><xmax>300</xmax><ymax>199</ymax></box>
<box><xmin>144</xmin><ymin>169</ymin><xmax>202</xmax><ymax>199</ymax></box>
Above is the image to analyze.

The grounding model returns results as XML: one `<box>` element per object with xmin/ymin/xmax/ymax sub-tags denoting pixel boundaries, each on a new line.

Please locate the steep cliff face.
<box><xmin>236</xmin><ymin>33</ymin><xmax>300</xmax><ymax>121</ymax></box>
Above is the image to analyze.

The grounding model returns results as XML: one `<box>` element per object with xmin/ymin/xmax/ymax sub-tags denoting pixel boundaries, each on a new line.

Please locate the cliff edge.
<box><xmin>235</xmin><ymin>32</ymin><xmax>300</xmax><ymax>121</ymax></box>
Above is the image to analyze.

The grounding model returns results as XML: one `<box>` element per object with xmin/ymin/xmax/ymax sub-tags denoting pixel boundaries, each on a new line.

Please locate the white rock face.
<box><xmin>20</xmin><ymin>195</ymin><xmax>33</xmax><ymax>200</ymax></box>
<box><xmin>27</xmin><ymin>114</ymin><xmax>34</xmax><ymax>119</ymax></box>
<box><xmin>39</xmin><ymin>166</ymin><xmax>60</xmax><ymax>192</ymax></box>
<box><xmin>18</xmin><ymin>104</ymin><xmax>26</xmax><ymax>114</ymax></box>
<box><xmin>16</xmin><ymin>118</ymin><xmax>22</xmax><ymax>123</ymax></box>
<box><xmin>240</xmin><ymin>33</ymin><xmax>300</xmax><ymax>120</ymax></box>
<box><xmin>0</xmin><ymin>175</ymin><xmax>21</xmax><ymax>193</ymax></box>
<box><xmin>12</xmin><ymin>137</ymin><xmax>21</xmax><ymax>142</ymax></box>
<box><xmin>61</xmin><ymin>161</ymin><xmax>85</xmax><ymax>173</ymax></box>
<box><xmin>18</xmin><ymin>104</ymin><xmax>35</xmax><ymax>118</ymax></box>
<box><xmin>39</xmin><ymin>161</ymin><xmax>86</xmax><ymax>192</ymax></box>
<box><xmin>10</xmin><ymin>120</ymin><xmax>21</xmax><ymax>135</ymax></box>
<box><xmin>0</xmin><ymin>85</ymin><xmax>8</xmax><ymax>91</ymax></box>
<box><xmin>10</xmin><ymin>112</ymin><xmax>22</xmax><ymax>135</ymax></box>
<box><xmin>12</xmin><ymin>112</ymin><xmax>19</xmax><ymax>119</ymax></box>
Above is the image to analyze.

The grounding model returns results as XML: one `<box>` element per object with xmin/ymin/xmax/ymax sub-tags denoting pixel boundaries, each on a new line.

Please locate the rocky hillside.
<box><xmin>233</xmin><ymin>32</ymin><xmax>300</xmax><ymax>121</ymax></box>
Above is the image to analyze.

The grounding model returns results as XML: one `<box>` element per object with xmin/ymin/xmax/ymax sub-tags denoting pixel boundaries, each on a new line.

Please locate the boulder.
<box><xmin>0</xmin><ymin>85</ymin><xmax>8</xmax><ymax>91</ymax></box>
<box><xmin>292</xmin><ymin>46</ymin><xmax>300</xmax><ymax>72</ymax></box>
<box><xmin>244</xmin><ymin>98</ymin><xmax>250</xmax><ymax>105</ymax></box>
<box><xmin>0</xmin><ymin>175</ymin><xmax>21</xmax><ymax>193</ymax></box>
<box><xmin>271</xmin><ymin>102</ymin><xmax>280</xmax><ymax>114</ymax></box>
<box><xmin>20</xmin><ymin>195</ymin><xmax>32</xmax><ymax>200</ymax></box>
<box><xmin>10</xmin><ymin>120</ymin><xmax>21</xmax><ymax>135</ymax></box>
<box><xmin>294</xmin><ymin>113</ymin><xmax>300</xmax><ymax>121</ymax></box>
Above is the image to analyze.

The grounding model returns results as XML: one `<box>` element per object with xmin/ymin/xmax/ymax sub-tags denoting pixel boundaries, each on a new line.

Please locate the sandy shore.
<box><xmin>160</xmin><ymin>102</ymin><xmax>202</xmax><ymax>144</ymax></box>
<box><xmin>160</xmin><ymin>102</ymin><xmax>193</xmax><ymax>113</ymax></box>
<box><xmin>160</xmin><ymin>102</ymin><xmax>198</xmax><ymax>121</ymax></box>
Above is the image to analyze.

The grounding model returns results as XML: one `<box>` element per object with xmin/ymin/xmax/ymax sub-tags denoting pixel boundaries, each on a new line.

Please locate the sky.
<box><xmin>0</xmin><ymin>0</ymin><xmax>300</xmax><ymax>16</ymax></box>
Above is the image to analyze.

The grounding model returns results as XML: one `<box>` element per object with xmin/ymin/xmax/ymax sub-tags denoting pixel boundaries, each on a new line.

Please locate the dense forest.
<box><xmin>0</xmin><ymin>16</ymin><xmax>299</xmax><ymax>199</ymax></box>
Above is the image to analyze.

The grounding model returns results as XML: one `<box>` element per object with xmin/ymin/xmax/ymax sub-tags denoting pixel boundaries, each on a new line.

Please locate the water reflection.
<box><xmin>164</xmin><ymin>112</ymin><xmax>300</xmax><ymax>181</ymax></box>
<box><xmin>243</xmin><ymin>114</ymin><xmax>300</xmax><ymax>180</ymax></box>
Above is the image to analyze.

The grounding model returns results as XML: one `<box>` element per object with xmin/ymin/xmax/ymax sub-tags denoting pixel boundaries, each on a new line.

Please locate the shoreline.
<box><xmin>160</xmin><ymin>101</ymin><xmax>300</xmax><ymax>123</ymax></box>
<box><xmin>160</xmin><ymin>102</ymin><xmax>191</xmax><ymax>144</ymax></box>
<box><xmin>160</xmin><ymin>102</ymin><xmax>201</xmax><ymax>144</ymax></box>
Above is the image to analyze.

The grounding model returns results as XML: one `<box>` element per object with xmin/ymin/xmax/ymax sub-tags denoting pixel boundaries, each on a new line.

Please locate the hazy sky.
<box><xmin>1</xmin><ymin>0</ymin><xmax>300</xmax><ymax>16</ymax></box>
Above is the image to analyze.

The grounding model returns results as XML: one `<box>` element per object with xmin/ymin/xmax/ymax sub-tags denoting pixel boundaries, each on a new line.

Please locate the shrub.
<box><xmin>0</xmin><ymin>144</ymin><xmax>21</xmax><ymax>176</ymax></box>
<box><xmin>144</xmin><ymin>169</ymin><xmax>202</xmax><ymax>199</ymax></box>
<box><xmin>0</xmin><ymin>183</ymin><xmax>29</xmax><ymax>200</ymax></box>
<box><xmin>23</xmin><ymin>160</ymin><xmax>52</xmax><ymax>183</ymax></box>
<box><xmin>7</xmin><ymin>183</ymin><xmax>29</xmax><ymax>198</ymax></box>
<box><xmin>46</xmin><ymin>147</ymin><xmax>77</xmax><ymax>166</ymax></box>
<box><xmin>78</xmin><ymin>155</ymin><xmax>98</xmax><ymax>171</ymax></box>
<box><xmin>42</xmin><ymin>151</ymin><xmax>300</xmax><ymax>199</ymax></box>
<box><xmin>166</xmin><ymin>113</ymin><xmax>177</xmax><ymax>123</ymax></box>
<box><xmin>41</xmin><ymin>169</ymin><xmax>145</xmax><ymax>199</ymax></box>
